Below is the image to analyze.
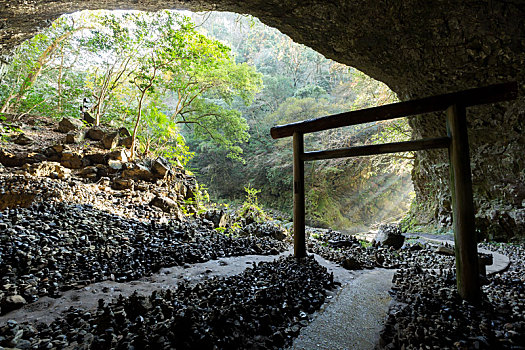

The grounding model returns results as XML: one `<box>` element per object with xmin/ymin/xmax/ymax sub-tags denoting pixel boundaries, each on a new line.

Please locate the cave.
<box><xmin>4</xmin><ymin>0</ymin><xmax>522</xmax><ymax>239</ymax></box>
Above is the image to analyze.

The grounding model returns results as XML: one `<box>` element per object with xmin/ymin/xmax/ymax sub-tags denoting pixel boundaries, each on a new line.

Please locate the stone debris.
<box><xmin>379</xmin><ymin>243</ymin><xmax>525</xmax><ymax>349</ymax></box>
<box><xmin>307</xmin><ymin>229</ymin><xmax>455</xmax><ymax>270</ymax></box>
<box><xmin>0</xmin><ymin>256</ymin><xmax>334</xmax><ymax>349</ymax></box>
<box><xmin>0</xmin><ymin>202</ymin><xmax>288</xmax><ymax>315</ymax></box>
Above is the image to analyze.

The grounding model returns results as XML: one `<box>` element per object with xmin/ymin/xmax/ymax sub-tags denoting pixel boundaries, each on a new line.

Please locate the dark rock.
<box><xmin>374</xmin><ymin>224</ymin><xmax>405</xmax><ymax>250</ymax></box>
<box><xmin>243</xmin><ymin>222</ymin><xmax>287</xmax><ymax>240</ymax></box>
<box><xmin>204</xmin><ymin>209</ymin><xmax>226</xmax><ymax>228</ymax></box>
<box><xmin>118</xmin><ymin>136</ymin><xmax>133</xmax><ymax>148</ymax></box>
<box><xmin>342</xmin><ymin>257</ymin><xmax>362</xmax><ymax>270</ymax></box>
<box><xmin>60</xmin><ymin>151</ymin><xmax>85</xmax><ymax>169</ymax></box>
<box><xmin>65</xmin><ymin>130</ymin><xmax>85</xmax><ymax>144</ymax></box>
<box><xmin>84</xmin><ymin>153</ymin><xmax>106</xmax><ymax>165</ymax></box>
<box><xmin>435</xmin><ymin>245</ymin><xmax>455</xmax><ymax>256</ymax></box>
<box><xmin>58</xmin><ymin>117</ymin><xmax>84</xmax><ymax>133</ymax></box>
<box><xmin>87</xmin><ymin>127</ymin><xmax>105</xmax><ymax>141</ymax></box>
<box><xmin>78</xmin><ymin>166</ymin><xmax>98</xmax><ymax>179</ymax></box>
<box><xmin>111</xmin><ymin>177</ymin><xmax>133</xmax><ymax>190</ymax></box>
<box><xmin>118</xmin><ymin>127</ymin><xmax>131</xmax><ymax>137</ymax></box>
<box><xmin>101</xmin><ymin>132</ymin><xmax>119</xmax><ymax>150</ymax></box>
<box><xmin>0</xmin><ymin>149</ymin><xmax>46</xmax><ymax>167</ymax></box>
<box><xmin>13</xmin><ymin>133</ymin><xmax>32</xmax><ymax>145</ymax></box>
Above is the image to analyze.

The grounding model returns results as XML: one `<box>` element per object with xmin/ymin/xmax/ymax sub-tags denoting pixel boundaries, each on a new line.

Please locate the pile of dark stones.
<box><xmin>307</xmin><ymin>230</ymin><xmax>455</xmax><ymax>270</ymax></box>
<box><xmin>379</xmin><ymin>243</ymin><xmax>525</xmax><ymax>349</ymax></box>
<box><xmin>0</xmin><ymin>202</ymin><xmax>288</xmax><ymax>314</ymax></box>
<box><xmin>0</xmin><ymin>255</ymin><xmax>334</xmax><ymax>349</ymax></box>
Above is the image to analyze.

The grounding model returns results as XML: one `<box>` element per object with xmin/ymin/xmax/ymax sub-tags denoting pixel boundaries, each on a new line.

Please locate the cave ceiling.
<box><xmin>1</xmin><ymin>0</ymin><xmax>524</xmax><ymax>98</ymax></box>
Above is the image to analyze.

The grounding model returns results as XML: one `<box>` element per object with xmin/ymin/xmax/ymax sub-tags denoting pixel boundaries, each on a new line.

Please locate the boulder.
<box><xmin>60</xmin><ymin>151</ymin><xmax>85</xmax><ymax>169</ymax></box>
<box><xmin>342</xmin><ymin>257</ymin><xmax>363</xmax><ymax>270</ymax></box>
<box><xmin>204</xmin><ymin>209</ymin><xmax>226</xmax><ymax>228</ymax></box>
<box><xmin>106</xmin><ymin>149</ymin><xmax>128</xmax><ymax>162</ymax></box>
<box><xmin>119</xmin><ymin>136</ymin><xmax>133</xmax><ymax>148</ymax></box>
<box><xmin>150</xmin><ymin>195</ymin><xmax>178</xmax><ymax>212</ymax></box>
<box><xmin>118</xmin><ymin>127</ymin><xmax>131</xmax><ymax>137</ymax></box>
<box><xmin>58</xmin><ymin>117</ymin><xmax>84</xmax><ymax>133</ymax></box>
<box><xmin>112</xmin><ymin>177</ymin><xmax>133</xmax><ymax>190</ymax></box>
<box><xmin>373</xmin><ymin>224</ymin><xmax>405</xmax><ymax>249</ymax></box>
<box><xmin>65</xmin><ymin>130</ymin><xmax>85</xmax><ymax>144</ymax></box>
<box><xmin>84</xmin><ymin>153</ymin><xmax>106</xmax><ymax>165</ymax></box>
<box><xmin>2</xmin><ymin>295</ymin><xmax>27</xmax><ymax>313</ymax></box>
<box><xmin>0</xmin><ymin>149</ymin><xmax>46</xmax><ymax>167</ymax></box>
<box><xmin>13</xmin><ymin>133</ymin><xmax>32</xmax><ymax>145</ymax></box>
<box><xmin>101</xmin><ymin>132</ymin><xmax>119</xmax><ymax>149</ymax></box>
<box><xmin>435</xmin><ymin>245</ymin><xmax>455</xmax><ymax>256</ymax></box>
<box><xmin>150</xmin><ymin>195</ymin><xmax>185</xmax><ymax>220</ymax></box>
<box><xmin>151</xmin><ymin>157</ymin><xmax>170</xmax><ymax>178</ymax></box>
<box><xmin>87</xmin><ymin>127</ymin><xmax>105</xmax><ymax>141</ymax></box>
<box><xmin>121</xmin><ymin>163</ymin><xmax>154</xmax><ymax>182</ymax></box>
<box><xmin>78</xmin><ymin>166</ymin><xmax>98</xmax><ymax>179</ymax></box>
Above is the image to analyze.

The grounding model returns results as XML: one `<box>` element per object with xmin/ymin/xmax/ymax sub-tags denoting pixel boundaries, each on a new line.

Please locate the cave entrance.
<box><xmin>271</xmin><ymin>82</ymin><xmax>518</xmax><ymax>304</ymax></box>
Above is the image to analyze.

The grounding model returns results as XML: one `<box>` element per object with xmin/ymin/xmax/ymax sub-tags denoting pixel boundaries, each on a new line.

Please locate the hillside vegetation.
<box><xmin>0</xmin><ymin>10</ymin><xmax>413</xmax><ymax>232</ymax></box>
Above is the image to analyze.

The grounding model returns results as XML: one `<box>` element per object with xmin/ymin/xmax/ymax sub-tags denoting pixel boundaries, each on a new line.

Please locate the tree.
<box><xmin>0</xmin><ymin>16</ymin><xmax>91</xmax><ymax>114</ymax></box>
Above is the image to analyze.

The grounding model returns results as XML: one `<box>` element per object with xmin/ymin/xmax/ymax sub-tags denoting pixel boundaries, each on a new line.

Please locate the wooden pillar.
<box><xmin>293</xmin><ymin>132</ymin><xmax>306</xmax><ymax>258</ymax></box>
<box><xmin>446</xmin><ymin>104</ymin><xmax>480</xmax><ymax>304</ymax></box>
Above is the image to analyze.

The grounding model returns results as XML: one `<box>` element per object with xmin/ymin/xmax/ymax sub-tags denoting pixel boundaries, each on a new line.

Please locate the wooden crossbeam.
<box><xmin>301</xmin><ymin>137</ymin><xmax>450</xmax><ymax>162</ymax></box>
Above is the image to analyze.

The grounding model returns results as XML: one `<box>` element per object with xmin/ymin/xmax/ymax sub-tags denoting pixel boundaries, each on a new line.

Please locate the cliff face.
<box><xmin>1</xmin><ymin>0</ymin><xmax>524</xmax><ymax>239</ymax></box>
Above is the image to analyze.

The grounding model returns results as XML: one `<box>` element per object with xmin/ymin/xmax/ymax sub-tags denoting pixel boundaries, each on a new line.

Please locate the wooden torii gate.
<box><xmin>270</xmin><ymin>82</ymin><xmax>518</xmax><ymax>304</ymax></box>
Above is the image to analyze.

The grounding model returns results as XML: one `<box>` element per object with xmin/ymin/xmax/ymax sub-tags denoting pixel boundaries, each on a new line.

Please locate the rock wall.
<box><xmin>1</xmin><ymin>0</ymin><xmax>524</xmax><ymax>239</ymax></box>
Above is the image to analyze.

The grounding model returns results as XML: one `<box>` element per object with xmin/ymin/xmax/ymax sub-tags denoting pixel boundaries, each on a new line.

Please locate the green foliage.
<box><xmin>237</xmin><ymin>186</ymin><xmax>270</xmax><ymax>224</ymax></box>
<box><xmin>359</xmin><ymin>240</ymin><xmax>372</xmax><ymax>248</ymax></box>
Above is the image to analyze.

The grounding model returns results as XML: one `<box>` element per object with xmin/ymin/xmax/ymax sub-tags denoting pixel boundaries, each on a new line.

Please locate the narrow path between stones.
<box><xmin>290</xmin><ymin>268</ymin><xmax>395</xmax><ymax>350</ymax></box>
